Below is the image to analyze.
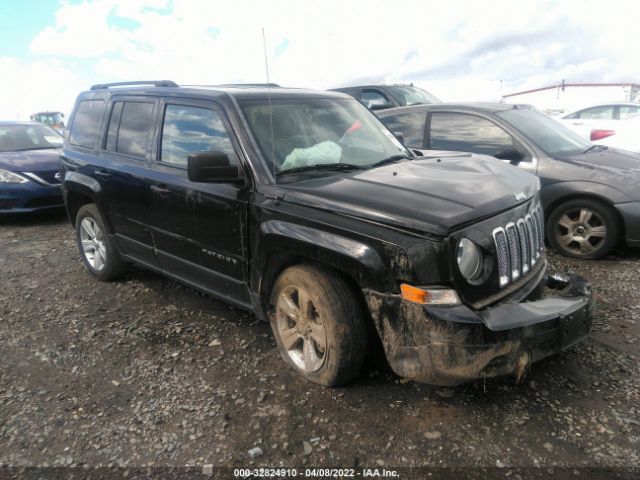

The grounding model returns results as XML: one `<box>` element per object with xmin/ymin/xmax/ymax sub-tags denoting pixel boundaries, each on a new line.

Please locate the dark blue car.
<box><xmin>0</xmin><ymin>121</ymin><xmax>64</xmax><ymax>213</ymax></box>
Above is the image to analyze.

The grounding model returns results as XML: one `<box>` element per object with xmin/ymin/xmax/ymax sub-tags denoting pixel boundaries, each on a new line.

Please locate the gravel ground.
<box><xmin>1</xmin><ymin>210</ymin><xmax>639</xmax><ymax>478</ymax></box>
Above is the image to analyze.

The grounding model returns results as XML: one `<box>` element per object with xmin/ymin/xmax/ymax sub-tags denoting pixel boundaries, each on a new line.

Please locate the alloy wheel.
<box><xmin>275</xmin><ymin>285</ymin><xmax>327</xmax><ymax>372</ymax></box>
<box><xmin>80</xmin><ymin>217</ymin><xmax>107</xmax><ymax>271</ymax></box>
<box><xmin>554</xmin><ymin>207</ymin><xmax>607</xmax><ymax>257</ymax></box>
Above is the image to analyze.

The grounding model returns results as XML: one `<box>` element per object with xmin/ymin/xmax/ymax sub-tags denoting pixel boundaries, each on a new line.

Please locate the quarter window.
<box><xmin>69</xmin><ymin>100</ymin><xmax>105</xmax><ymax>148</ymax></box>
<box><xmin>429</xmin><ymin>112</ymin><xmax>516</xmax><ymax>157</ymax></box>
<box><xmin>380</xmin><ymin>112</ymin><xmax>426</xmax><ymax>147</ymax></box>
<box><xmin>160</xmin><ymin>104</ymin><xmax>237</xmax><ymax>167</ymax></box>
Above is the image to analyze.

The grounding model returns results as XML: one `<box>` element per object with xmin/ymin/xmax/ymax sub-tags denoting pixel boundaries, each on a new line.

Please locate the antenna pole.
<box><xmin>262</xmin><ymin>27</ymin><xmax>276</xmax><ymax>179</ymax></box>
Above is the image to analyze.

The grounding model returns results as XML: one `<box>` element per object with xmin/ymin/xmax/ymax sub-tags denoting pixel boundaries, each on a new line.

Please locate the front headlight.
<box><xmin>457</xmin><ymin>238</ymin><xmax>483</xmax><ymax>282</ymax></box>
<box><xmin>0</xmin><ymin>169</ymin><xmax>28</xmax><ymax>184</ymax></box>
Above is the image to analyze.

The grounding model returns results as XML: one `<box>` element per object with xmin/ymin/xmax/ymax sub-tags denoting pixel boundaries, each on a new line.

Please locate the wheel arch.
<box><xmin>542</xmin><ymin>182</ymin><xmax>626</xmax><ymax>239</ymax></box>
<box><xmin>63</xmin><ymin>176</ymin><xmax>112</xmax><ymax>232</ymax></box>
<box><xmin>254</xmin><ymin>221</ymin><xmax>387</xmax><ymax>320</ymax></box>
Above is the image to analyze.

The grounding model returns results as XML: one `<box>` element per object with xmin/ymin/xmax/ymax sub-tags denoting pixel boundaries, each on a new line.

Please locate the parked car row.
<box><xmin>55</xmin><ymin>81</ymin><xmax>596</xmax><ymax>387</ymax></box>
<box><xmin>4</xmin><ymin>79</ymin><xmax>637</xmax><ymax>387</ymax></box>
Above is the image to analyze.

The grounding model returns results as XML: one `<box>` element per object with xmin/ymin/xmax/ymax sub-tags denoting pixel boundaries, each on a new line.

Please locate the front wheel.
<box><xmin>546</xmin><ymin>198</ymin><xmax>619</xmax><ymax>259</ymax></box>
<box><xmin>269</xmin><ymin>264</ymin><xmax>368</xmax><ymax>386</ymax></box>
<box><xmin>75</xmin><ymin>204</ymin><xmax>127</xmax><ymax>281</ymax></box>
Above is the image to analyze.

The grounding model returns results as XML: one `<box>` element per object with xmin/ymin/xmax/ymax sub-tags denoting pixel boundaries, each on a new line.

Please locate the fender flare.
<box><xmin>62</xmin><ymin>172</ymin><xmax>111</xmax><ymax>231</ymax></box>
<box><xmin>255</xmin><ymin>220</ymin><xmax>387</xmax><ymax>296</ymax></box>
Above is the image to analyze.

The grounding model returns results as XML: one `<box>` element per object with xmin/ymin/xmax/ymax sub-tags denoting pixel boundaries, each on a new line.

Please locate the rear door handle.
<box><xmin>95</xmin><ymin>169</ymin><xmax>111</xmax><ymax>178</ymax></box>
<box><xmin>150</xmin><ymin>184</ymin><xmax>171</xmax><ymax>197</ymax></box>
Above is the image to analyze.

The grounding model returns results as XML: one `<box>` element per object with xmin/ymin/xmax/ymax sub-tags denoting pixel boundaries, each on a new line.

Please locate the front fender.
<box><xmin>257</xmin><ymin>220</ymin><xmax>386</xmax><ymax>288</ymax></box>
<box><xmin>541</xmin><ymin>181</ymin><xmax>633</xmax><ymax>211</ymax></box>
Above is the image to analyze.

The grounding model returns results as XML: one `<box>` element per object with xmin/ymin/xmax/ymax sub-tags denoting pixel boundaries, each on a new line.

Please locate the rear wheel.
<box><xmin>269</xmin><ymin>264</ymin><xmax>368</xmax><ymax>386</ymax></box>
<box><xmin>75</xmin><ymin>204</ymin><xmax>127</xmax><ymax>280</ymax></box>
<box><xmin>546</xmin><ymin>198</ymin><xmax>619</xmax><ymax>259</ymax></box>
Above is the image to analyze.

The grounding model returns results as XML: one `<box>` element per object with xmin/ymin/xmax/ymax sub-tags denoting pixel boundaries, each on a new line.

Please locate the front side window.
<box><xmin>70</xmin><ymin>100</ymin><xmax>105</xmax><ymax>148</ymax></box>
<box><xmin>0</xmin><ymin>124</ymin><xmax>62</xmax><ymax>152</ymax></box>
<box><xmin>239</xmin><ymin>98</ymin><xmax>408</xmax><ymax>178</ymax></box>
<box><xmin>429</xmin><ymin>112</ymin><xmax>516</xmax><ymax>156</ymax></box>
<box><xmin>160</xmin><ymin>104</ymin><xmax>237</xmax><ymax>167</ymax></box>
<box><xmin>380</xmin><ymin>111</ymin><xmax>426</xmax><ymax>147</ymax></box>
<box><xmin>105</xmin><ymin>101</ymin><xmax>154</xmax><ymax>158</ymax></box>
<box><xmin>359</xmin><ymin>90</ymin><xmax>392</xmax><ymax>109</ymax></box>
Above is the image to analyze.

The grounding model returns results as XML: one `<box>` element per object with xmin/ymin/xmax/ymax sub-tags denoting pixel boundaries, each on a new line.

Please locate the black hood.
<box><xmin>554</xmin><ymin>147</ymin><xmax>640</xmax><ymax>200</ymax></box>
<box><xmin>279</xmin><ymin>154</ymin><xmax>539</xmax><ymax>236</ymax></box>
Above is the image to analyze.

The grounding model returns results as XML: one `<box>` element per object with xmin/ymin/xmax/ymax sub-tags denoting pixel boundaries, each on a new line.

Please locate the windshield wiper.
<box><xmin>276</xmin><ymin>163</ymin><xmax>365</xmax><ymax>176</ymax></box>
<box><xmin>584</xmin><ymin>144</ymin><xmax>609</xmax><ymax>153</ymax></box>
<box><xmin>368</xmin><ymin>154</ymin><xmax>411</xmax><ymax>169</ymax></box>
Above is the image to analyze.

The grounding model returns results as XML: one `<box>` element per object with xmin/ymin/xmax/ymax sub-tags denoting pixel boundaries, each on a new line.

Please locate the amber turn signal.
<box><xmin>400</xmin><ymin>284</ymin><xmax>460</xmax><ymax>305</ymax></box>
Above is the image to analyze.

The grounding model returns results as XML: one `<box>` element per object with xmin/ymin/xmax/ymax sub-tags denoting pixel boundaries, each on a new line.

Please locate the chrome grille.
<box><xmin>493</xmin><ymin>204</ymin><xmax>545</xmax><ymax>288</ymax></box>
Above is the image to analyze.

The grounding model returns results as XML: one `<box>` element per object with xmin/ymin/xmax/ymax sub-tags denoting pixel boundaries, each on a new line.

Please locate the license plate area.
<box><xmin>558</xmin><ymin>307</ymin><xmax>591</xmax><ymax>349</ymax></box>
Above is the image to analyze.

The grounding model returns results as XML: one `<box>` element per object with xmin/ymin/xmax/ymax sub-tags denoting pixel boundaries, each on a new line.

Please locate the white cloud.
<box><xmin>1</xmin><ymin>0</ymin><xmax>638</xmax><ymax>120</ymax></box>
<box><xmin>0</xmin><ymin>57</ymin><xmax>85</xmax><ymax>120</ymax></box>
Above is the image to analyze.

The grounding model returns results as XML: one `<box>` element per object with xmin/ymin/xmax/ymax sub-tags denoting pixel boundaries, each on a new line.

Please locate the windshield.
<box><xmin>0</xmin><ymin>124</ymin><xmax>63</xmax><ymax>152</ymax></box>
<box><xmin>239</xmin><ymin>98</ymin><xmax>409</xmax><ymax>178</ymax></box>
<box><xmin>385</xmin><ymin>85</ymin><xmax>441</xmax><ymax>106</ymax></box>
<box><xmin>497</xmin><ymin>108</ymin><xmax>592</xmax><ymax>157</ymax></box>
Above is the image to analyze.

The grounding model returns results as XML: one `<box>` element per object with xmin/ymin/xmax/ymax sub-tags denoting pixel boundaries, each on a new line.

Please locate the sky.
<box><xmin>0</xmin><ymin>0</ymin><xmax>639</xmax><ymax>119</ymax></box>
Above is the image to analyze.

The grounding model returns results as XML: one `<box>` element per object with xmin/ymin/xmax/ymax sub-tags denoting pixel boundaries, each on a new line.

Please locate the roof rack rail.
<box><xmin>90</xmin><ymin>80</ymin><xmax>179</xmax><ymax>90</ymax></box>
<box><xmin>213</xmin><ymin>83</ymin><xmax>281</xmax><ymax>88</ymax></box>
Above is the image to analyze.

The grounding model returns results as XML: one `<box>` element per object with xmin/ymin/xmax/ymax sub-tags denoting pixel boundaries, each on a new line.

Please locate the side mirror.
<box><xmin>412</xmin><ymin>148</ymin><xmax>427</xmax><ymax>157</ymax></box>
<box><xmin>187</xmin><ymin>151</ymin><xmax>243</xmax><ymax>183</ymax></box>
<box><xmin>494</xmin><ymin>148</ymin><xmax>524</xmax><ymax>165</ymax></box>
<box><xmin>393</xmin><ymin>131</ymin><xmax>405</xmax><ymax>144</ymax></box>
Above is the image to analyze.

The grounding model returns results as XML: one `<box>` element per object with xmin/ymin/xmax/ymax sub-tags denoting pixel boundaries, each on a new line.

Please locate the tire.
<box><xmin>269</xmin><ymin>264</ymin><xmax>368</xmax><ymax>386</ymax></box>
<box><xmin>546</xmin><ymin>198</ymin><xmax>620</xmax><ymax>259</ymax></box>
<box><xmin>75</xmin><ymin>204</ymin><xmax>127</xmax><ymax>281</ymax></box>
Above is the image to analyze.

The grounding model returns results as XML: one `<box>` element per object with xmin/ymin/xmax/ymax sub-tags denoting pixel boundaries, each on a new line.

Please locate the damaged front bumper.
<box><xmin>364</xmin><ymin>272</ymin><xmax>594</xmax><ymax>386</ymax></box>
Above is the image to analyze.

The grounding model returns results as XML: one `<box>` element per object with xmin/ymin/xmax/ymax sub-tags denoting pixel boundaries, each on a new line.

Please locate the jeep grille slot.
<box><xmin>505</xmin><ymin>223</ymin><xmax>520</xmax><ymax>281</ymax></box>
<box><xmin>493</xmin><ymin>228</ymin><xmax>510</xmax><ymax>287</ymax></box>
<box><xmin>493</xmin><ymin>204</ymin><xmax>545</xmax><ymax>289</ymax></box>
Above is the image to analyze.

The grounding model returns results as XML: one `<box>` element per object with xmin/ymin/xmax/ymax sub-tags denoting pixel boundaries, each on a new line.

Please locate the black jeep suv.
<box><xmin>60</xmin><ymin>81</ymin><xmax>594</xmax><ymax>386</ymax></box>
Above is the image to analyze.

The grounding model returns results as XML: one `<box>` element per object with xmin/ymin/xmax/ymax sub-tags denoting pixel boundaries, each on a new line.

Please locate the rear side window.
<box><xmin>69</xmin><ymin>100</ymin><xmax>105</xmax><ymax>148</ymax></box>
<box><xmin>105</xmin><ymin>101</ymin><xmax>154</xmax><ymax>158</ymax></box>
<box><xmin>160</xmin><ymin>104</ymin><xmax>237</xmax><ymax>167</ymax></box>
<box><xmin>380</xmin><ymin>112</ymin><xmax>426</xmax><ymax>147</ymax></box>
